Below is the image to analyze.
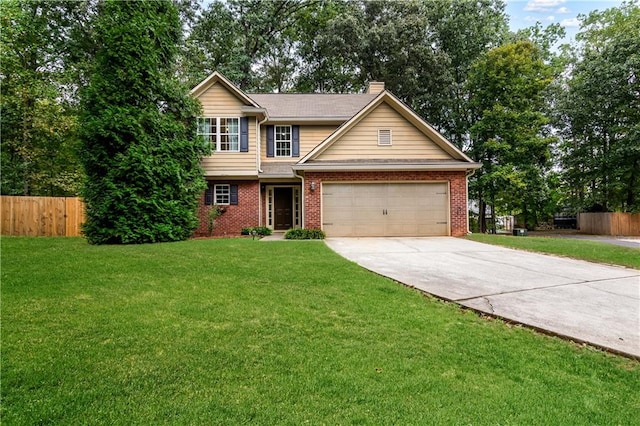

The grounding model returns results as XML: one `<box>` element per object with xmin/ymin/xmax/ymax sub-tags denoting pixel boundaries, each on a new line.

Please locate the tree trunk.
<box><xmin>479</xmin><ymin>198</ymin><xmax>487</xmax><ymax>233</ymax></box>
<box><xmin>626</xmin><ymin>158</ymin><xmax>639</xmax><ymax>210</ymax></box>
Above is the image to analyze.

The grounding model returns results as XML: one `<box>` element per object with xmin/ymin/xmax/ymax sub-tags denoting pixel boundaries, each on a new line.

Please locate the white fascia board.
<box><xmin>265</xmin><ymin>117</ymin><xmax>351</xmax><ymax>124</ymax></box>
<box><xmin>203</xmin><ymin>170</ymin><xmax>259</xmax><ymax>178</ymax></box>
<box><xmin>292</xmin><ymin>162</ymin><xmax>482</xmax><ymax>172</ymax></box>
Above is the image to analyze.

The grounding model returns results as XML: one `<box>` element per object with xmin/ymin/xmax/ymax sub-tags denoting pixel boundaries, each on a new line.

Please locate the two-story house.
<box><xmin>191</xmin><ymin>72</ymin><xmax>480</xmax><ymax>237</ymax></box>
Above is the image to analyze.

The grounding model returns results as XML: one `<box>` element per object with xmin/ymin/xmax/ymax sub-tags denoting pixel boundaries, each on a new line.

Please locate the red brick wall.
<box><xmin>304</xmin><ymin>171</ymin><xmax>469</xmax><ymax>237</ymax></box>
<box><xmin>195</xmin><ymin>181</ymin><xmax>260</xmax><ymax>237</ymax></box>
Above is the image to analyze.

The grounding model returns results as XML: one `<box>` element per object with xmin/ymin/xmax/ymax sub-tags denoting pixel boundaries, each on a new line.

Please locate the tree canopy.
<box><xmin>2</xmin><ymin>0</ymin><xmax>638</xmax><ymax>237</ymax></box>
<box><xmin>555</xmin><ymin>1</ymin><xmax>640</xmax><ymax>213</ymax></box>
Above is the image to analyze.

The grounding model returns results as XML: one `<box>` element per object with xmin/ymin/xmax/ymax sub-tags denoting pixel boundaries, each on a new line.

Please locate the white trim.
<box><xmin>203</xmin><ymin>171</ymin><xmax>258</xmax><ymax>178</ymax></box>
<box><xmin>214</xmin><ymin>184</ymin><xmax>231</xmax><ymax>205</ymax></box>
<box><xmin>292</xmin><ymin>171</ymin><xmax>306</xmax><ymax>229</ymax></box>
<box><xmin>275</xmin><ymin>125</ymin><xmax>292</xmax><ymax>157</ymax></box>
<box><xmin>198</xmin><ymin>117</ymin><xmax>241</xmax><ymax>152</ymax></box>
<box><xmin>292</xmin><ymin>162</ymin><xmax>482</xmax><ymax>172</ymax></box>
<box><xmin>264</xmin><ymin>185</ymin><xmax>302</xmax><ymax>230</ymax></box>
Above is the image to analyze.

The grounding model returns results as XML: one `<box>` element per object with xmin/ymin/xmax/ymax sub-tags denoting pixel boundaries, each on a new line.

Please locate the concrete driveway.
<box><xmin>325</xmin><ymin>237</ymin><xmax>640</xmax><ymax>358</ymax></box>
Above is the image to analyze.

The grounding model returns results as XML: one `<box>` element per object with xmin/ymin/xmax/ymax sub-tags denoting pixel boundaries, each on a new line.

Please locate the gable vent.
<box><xmin>378</xmin><ymin>129</ymin><xmax>392</xmax><ymax>146</ymax></box>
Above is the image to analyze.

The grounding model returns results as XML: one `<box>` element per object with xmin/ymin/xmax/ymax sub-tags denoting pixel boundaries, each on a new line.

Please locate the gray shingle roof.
<box><xmin>247</xmin><ymin>93</ymin><xmax>378</xmax><ymax>120</ymax></box>
<box><xmin>259</xmin><ymin>162</ymin><xmax>296</xmax><ymax>178</ymax></box>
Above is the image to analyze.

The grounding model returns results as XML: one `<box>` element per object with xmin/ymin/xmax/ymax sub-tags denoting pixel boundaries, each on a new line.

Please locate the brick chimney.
<box><xmin>366</xmin><ymin>81</ymin><xmax>385</xmax><ymax>94</ymax></box>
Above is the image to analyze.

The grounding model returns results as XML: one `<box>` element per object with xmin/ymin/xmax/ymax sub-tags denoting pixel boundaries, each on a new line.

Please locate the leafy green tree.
<box><xmin>468</xmin><ymin>41</ymin><xmax>555</xmax><ymax>231</ymax></box>
<box><xmin>422</xmin><ymin>0</ymin><xmax>509</xmax><ymax>149</ymax></box>
<box><xmin>0</xmin><ymin>0</ymin><xmax>85</xmax><ymax>196</ymax></box>
<box><xmin>79</xmin><ymin>0</ymin><xmax>206</xmax><ymax>244</ymax></box>
<box><xmin>556</xmin><ymin>2</ymin><xmax>640</xmax><ymax>212</ymax></box>
<box><xmin>184</xmin><ymin>0</ymin><xmax>317</xmax><ymax>91</ymax></box>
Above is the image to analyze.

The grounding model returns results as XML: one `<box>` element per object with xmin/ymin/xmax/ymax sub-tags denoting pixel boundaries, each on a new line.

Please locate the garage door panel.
<box><xmin>322</xmin><ymin>182</ymin><xmax>449</xmax><ymax>237</ymax></box>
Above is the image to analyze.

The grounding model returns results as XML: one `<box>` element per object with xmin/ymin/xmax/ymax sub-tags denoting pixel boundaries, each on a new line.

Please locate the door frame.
<box><xmin>265</xmin><ymin>185</ymin><xmax>301</xmax><ymax>231</ymax></box>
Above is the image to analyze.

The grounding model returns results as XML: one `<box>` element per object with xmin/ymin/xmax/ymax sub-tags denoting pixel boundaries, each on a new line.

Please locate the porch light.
<box><xmin>310</xmin><ymin>181</ymin><xmax>316</xmax><ymax>191</ymax></box>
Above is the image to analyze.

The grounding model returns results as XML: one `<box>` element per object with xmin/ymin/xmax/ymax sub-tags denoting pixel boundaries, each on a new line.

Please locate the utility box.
<box><xmin>513</xmin><ymin>228</ymin><xmax>528</xmax><ymax>236</ymax></box>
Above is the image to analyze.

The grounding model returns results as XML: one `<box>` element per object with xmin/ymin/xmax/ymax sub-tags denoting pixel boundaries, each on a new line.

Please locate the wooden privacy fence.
<box><xmin>578</xmin><ymin>212</ymin><xmax>640</xmax><ymax>236</ymax></box>
<box><xmin>1</xmin><ymin>196</ymin><xmax>85</xmax><ymax>237</ymax></box>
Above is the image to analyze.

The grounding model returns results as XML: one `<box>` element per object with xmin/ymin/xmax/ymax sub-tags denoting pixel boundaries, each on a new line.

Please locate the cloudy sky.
<box><xmin>505</xmin><ymin>0</ymin><xmax>625</xmax><ymax>41</ymax></box>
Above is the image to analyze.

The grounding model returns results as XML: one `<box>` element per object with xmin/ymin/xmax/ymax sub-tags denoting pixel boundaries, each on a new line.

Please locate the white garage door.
<box><xmin>322</xmin><ymin>182</ymin><xmax>449</xmax><ymax>237</ymax></box>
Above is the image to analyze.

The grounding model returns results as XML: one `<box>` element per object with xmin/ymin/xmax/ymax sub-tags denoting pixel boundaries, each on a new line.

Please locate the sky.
<box><xmin>505</xmin><ymin>0</ymin><xmax>625</xmax><ymax>42</ymax></box>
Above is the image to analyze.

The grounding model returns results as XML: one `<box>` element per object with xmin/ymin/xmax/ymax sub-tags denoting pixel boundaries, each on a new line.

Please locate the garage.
<box><xmin>321</xmin><ymin>182</ymin><xmax>449</xmax><ymax>237</ymax></box>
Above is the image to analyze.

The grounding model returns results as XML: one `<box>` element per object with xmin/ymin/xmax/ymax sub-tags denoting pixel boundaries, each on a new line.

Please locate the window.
<box><xmin>378</xmin><ymin>129</ymin><xmax>392</xmax><ymax>146</ymax></box>
<box><xmin>198</xmin><ymin>117</ymin><xmax>240</xmax><ymax>152</ymax></box>
<box><xmin>214</xmin><ymin>184</ymin><xmax>230</xmax><ymax>205</ymax></box>
<box><xmin>275</xmin><ymin>125</ymin><xmax>291</xmax><ymax>157</ymax></box>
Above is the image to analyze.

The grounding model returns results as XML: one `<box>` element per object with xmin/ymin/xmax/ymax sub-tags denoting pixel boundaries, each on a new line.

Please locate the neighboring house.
<box><xmin>191</xmin><ymin>72</ymin><xmax>481</xmax><ymax>237</ymax></box>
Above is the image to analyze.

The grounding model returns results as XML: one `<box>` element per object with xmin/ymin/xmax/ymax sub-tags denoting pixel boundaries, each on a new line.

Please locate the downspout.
<box><xmin>256</xmin><ymin>114</ymin><xmax>268</xmax><ymax>226</ymax></box>
<box><xmin>466</xmin><ymin>168</ymin><xmax>476</xmax><ymax>234</ymax></box>
<box><xmin>293</xmin><ymin>169</ymin><xmax>305</xmax><ymax>229</ymax></box>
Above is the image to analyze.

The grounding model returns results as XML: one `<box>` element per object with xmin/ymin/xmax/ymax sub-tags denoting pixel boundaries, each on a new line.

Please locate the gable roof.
<box><xmin>247</xmin><ymin>93</ymin><xmax>377</xmax><ymax>121</ymax></box>
<box><xmin>190</xmin><ymin>71</ymin><xmax>259</xmax><ymax>107</ymax></box>
<box><xmin>297</xmin><ymin>90</ymin><xmax>477</xmax><ymax>166</ymax></box>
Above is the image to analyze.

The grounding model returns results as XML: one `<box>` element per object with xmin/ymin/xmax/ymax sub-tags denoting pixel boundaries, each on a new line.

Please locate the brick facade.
<box><xmin>195</xmin><ymin>181</ymin><xmax>260</xmax><ymax>237</ymax></box>
<box><xmin>303</xmin><ymin>170</ymin><xmax>469</xmax><ymax>237</ymax></box>
<box><xmin>196</xmin><ymin>171</ymin><xmax>469</xmax><ymax>237</ymax></box>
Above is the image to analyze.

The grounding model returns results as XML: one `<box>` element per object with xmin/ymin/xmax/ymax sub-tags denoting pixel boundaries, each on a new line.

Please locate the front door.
<box><xmin>274</xmin><ymin>187</ymin><xmax>293</xmax><ymax>230</ymax></box>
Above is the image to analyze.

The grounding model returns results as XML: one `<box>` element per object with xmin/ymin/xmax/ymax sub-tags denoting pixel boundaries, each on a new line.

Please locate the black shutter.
<box><xmin>292</xmin><ymin>125</ymin><xmax>300</xmax><ymax>157</ymax></box>
<box><xmin>240</xmin><ymin>117</ymin><xmax>249</xmax><ymax>152</ymax></box>
<box><xmin>205</xmin><ymin>182</ymin><xmax>214</xmax><ymax>205</ymax></box>
<box><xmin>230</xmin><ymin>184</ymin><xmax>239</xmax><ymax>205</ymax></box>
<box><xmin>266</xmin><ymin>125</ymin><xmax>274</xmax><ymax>157</ymax></box>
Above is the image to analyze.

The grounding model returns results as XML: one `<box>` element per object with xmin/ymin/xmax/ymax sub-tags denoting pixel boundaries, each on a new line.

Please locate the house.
<box><xmin>191</xmin><ymin>72</ymin><xmax>481</xmax><ymax>237</ymax></box>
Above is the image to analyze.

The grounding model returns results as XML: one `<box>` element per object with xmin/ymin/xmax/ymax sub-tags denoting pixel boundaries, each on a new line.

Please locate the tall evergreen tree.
<box><xmin>79</xmin><ymin>0</ymin><xmax>205</xmax><ymax>244</ymax></box>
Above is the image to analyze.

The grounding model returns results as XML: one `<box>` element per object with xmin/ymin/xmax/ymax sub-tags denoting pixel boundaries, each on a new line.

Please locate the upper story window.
<box><xmin>275</xmin><ymin>125</ymin><xmax>292</xmax><ymax>157</ymax></box>
<box><xmin>198</xmin><ymin>117</ymin><xmax>240</xmax><ymax>152</ymax></box>
<box><xmin>266</xmin><ymin>125</ymin><xmax>299</xmax><ymax>158</ymax></box>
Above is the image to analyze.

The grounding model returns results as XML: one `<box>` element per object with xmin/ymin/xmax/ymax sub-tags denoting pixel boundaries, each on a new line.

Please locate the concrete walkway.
<box><xmin>325</xmin><ymin>237</ymin><xmax>640</xmax><ymax>358</ymax></box>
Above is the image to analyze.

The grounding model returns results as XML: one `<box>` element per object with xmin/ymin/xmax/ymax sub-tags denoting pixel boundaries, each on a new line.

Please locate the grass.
<box><xmin>2</xmin><ymin>237</ymin><xmax>639</xmax><ymax>425</ymax></box>
<box><xmin>466</xmin><ymin>233</ymin><xmax>640</xmax><ymax>269</ymax></box>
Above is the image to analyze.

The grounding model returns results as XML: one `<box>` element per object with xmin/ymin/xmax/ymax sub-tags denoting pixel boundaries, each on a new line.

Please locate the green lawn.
<box><xmin>466</xmin><ymin>233</ymin><xmax>640</xmax><ymax>269</ymax></box>
<box><xmin>2</xmin><ymin>237</ymin><xmax>639</xmax><ymax>424</ymax></box>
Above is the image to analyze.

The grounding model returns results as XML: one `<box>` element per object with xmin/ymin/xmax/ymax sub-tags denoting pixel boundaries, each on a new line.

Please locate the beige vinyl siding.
<box><xmin>261</xmin><ymin>125</ymin><xmax>338</xmax><ymax>162</ymax></box>
<box><xmin>199</xmin><ymin>83</ymin><xmax>246</xmax><ymax>115</ymax></box>
<box><xmin>318</xmin><ymin>102</ymin><xmax>453</xmax><ymax>161</ymax></box>
<box><xmin>198</xmin><ymin>82</ymin><xmax>257</xmax><ymax>175</ymax></box>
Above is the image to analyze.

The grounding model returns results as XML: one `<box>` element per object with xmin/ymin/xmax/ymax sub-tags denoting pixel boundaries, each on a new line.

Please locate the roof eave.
<box><xmin>265</xmin><ymin>117</ymin><xmax>351</xmax><ymax>124</ymax></box>
<box><xmin>292</xmin><ymin>162</ymin><xmax>482</xmax><ymax>172</ymax></box>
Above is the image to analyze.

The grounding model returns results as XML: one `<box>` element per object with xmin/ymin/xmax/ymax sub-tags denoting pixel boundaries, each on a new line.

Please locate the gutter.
<box><xmin>292</xmin><ymin>162</ymin><xmax>482</xmax><ymax>172</ymax></box>
<box><xmin>256</xmin><ymin>114</ymin><xmax>268</xmax><ymax>226</ymax></box>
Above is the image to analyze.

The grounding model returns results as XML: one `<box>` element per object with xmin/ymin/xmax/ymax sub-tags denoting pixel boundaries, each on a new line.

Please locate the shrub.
<box><xmin>241</xmin><ymin>226</ymin><xmax>272</xmax><ymax>237</ymax></box>
<box><xmin>284</xmin><ymin>228</ymin><xmax>326</xmax><ymax>240</ymax></box>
